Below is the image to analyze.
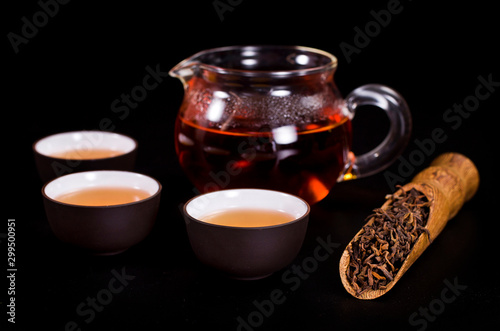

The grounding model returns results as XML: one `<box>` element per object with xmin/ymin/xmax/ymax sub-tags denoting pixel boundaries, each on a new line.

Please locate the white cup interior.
<box><xmin>34</xmin><ymin>131</ymin><xmax>136</xmax><ymax>158</ymax></box>
<box><xmin>185</xmin><ymin>189</ymin><xmax>309</xmax><ymax>222</ymax></box>
<box><xmin>43</xmin><ymin>170</ymin><xmax>160</xmax><ymax>201</ymax></box>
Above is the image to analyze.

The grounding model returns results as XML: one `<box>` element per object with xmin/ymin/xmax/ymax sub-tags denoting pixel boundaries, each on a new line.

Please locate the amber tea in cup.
<box><xmin>49</xmin><ymin>149</ymin><xmax>124</xmax><ymax>160</ymax></box>
<box><xmin>33</xmin><ymin>131</ymin><xmax>138</xmax><ymax>182</ymax></box>
<box><xmin>200</xmin><ymin>208</ymin><xmax>296</xmax><ymax>227</ymax></box>
<box><xmin>35</xmin><ymin>131</ymin><xmax>136</xmax><ymax>160</ymax></box>
<box><xmin>55</xmin><ymin>186</ymin><xmax>151</xmax><ymax>206</ymax></box>
<box><xmin>42</xmin><ymin>170</ymin><xmax>162</xmax><ymax>255</ymax></box>
<box><xmin>183</xmin><ymin>189</ymin><xmax>310</xmax><ymax>279</ymax></box>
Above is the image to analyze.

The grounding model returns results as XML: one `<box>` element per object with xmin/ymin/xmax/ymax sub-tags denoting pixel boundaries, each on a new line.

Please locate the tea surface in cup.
<box><xmin>55</xmin><ymin>186</ymin><xmax>151</xmax><ymax>206</ymax></box>
<box><xmin>200</xmin><ymin>208</ymin><xmax>296</xmax><ymax>227</ymax></box>
<box><xmin>50</xmin><ymin>148</ymin><xmax>124</xmax><ymax>160</ymax></box>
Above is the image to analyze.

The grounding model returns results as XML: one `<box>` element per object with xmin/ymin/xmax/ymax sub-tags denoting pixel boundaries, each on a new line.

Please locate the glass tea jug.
<box><xmin>170</xmin><ymin>46</ymin><xmax>411</xmax><ymax>204</ymax></box>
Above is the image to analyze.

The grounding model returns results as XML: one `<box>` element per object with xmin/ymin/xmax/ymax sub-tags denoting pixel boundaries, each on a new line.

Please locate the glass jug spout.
<box><xmin>169</xmin><ymin>57</ymin><xmax>201</xmax><ymax>87</ymax></box>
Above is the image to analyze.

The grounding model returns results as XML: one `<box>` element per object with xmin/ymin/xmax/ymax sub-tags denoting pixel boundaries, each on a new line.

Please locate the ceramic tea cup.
<box><xmin>42</xmin><ymin>170</ymin><xmax>161</xmax><ymax>255</ymax></box>
<box><xmin>33</xmin><ymin>130</ymin><xmax>138</xmax><ymax>182</ymax></box>
<box><xmin>183</xmin><ymin>188</ymin><xmax>310</xmax><ymax>280</ymax></box>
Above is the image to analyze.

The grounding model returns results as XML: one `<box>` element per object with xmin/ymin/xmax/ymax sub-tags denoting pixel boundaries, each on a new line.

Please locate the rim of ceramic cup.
<box><xmin>171</xmin><ymin>45</ymin><xmax>338</xmax><ymax>78</ymax></box>
<box><xmin>183</xmin><ymin>188</ymin><xmax>310</xmax><ymax>230</ymax></box>
<box><xmin>42</xmin><ymin>170</ymin><xmax>162</xmax><ymax>208</ymax></box>
<box><xmin>33</xmin><ymin>130</ymin><xmax>137</xmax><ymax>160</ymax></box>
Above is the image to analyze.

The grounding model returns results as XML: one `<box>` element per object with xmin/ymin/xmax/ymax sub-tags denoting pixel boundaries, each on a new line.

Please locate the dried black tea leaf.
<box><xmin>347</xmin><ymin>187</ymin><xmax>431</xmax><ymax>295</ymax></box>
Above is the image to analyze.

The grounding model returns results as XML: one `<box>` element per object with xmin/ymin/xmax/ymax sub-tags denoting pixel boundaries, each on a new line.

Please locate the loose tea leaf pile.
<box><xmin>347</xmin><ymin>187</ymin><xmax>431</xmax><ymax>295</ymax></box>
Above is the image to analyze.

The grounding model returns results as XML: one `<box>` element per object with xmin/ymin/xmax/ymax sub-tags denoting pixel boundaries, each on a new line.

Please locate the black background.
<box><xmin>4</xmin><ymin>0</ymin><xmax>499</xmax><ymax>330</ymax></box>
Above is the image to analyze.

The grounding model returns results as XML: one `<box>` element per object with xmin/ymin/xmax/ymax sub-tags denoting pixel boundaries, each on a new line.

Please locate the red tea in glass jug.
<box><xmin>170</xmin><ymin>46</ymin><xmax>411</xmax><ymax>204</ymax></box>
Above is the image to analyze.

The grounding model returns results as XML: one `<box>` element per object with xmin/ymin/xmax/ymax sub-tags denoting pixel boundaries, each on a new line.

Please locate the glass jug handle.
<box><xmin>339</xmin><ymin>84</ymin><xmax>412</xmax><ymax>181</ymax></box>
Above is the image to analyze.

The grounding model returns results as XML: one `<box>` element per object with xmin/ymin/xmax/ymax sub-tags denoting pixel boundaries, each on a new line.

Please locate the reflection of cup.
<box><xmin>42</xmin><ymin>170</ymin><xmax>161</xmax><ymax>255</ymax></box>
<box><xmin>170</xmin><ymin>46</ymin><xmax>412</xmax><ymax>204</ymax></box>
<box><xmin>33</xmin><ymin>131</ymin><xmax>137</xmax><ymax>182</ymax></box>
<box><xmin>183</xmin><ymin>188</ymin><xmax>310</xmax><ymax>280</ymax></box>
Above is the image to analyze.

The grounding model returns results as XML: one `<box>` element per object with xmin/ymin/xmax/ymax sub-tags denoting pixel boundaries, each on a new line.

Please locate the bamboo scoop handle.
<box><xmin>413</xmin><ymin>152</ymin><xmax>479</xmax><ymax>220</ymax></box>
<box><xmin>408</xmin><ymin>152</ymin><xmax>479</xmax><ymax>242</ymax></box>
<box><xmin>339</xmin><ymin>152</ymin><xmax>479</xmax><ymax>299</ymax></box>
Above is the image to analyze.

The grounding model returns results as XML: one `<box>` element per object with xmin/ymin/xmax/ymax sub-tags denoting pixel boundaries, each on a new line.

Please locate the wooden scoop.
<box><xmin>339</xmin><ymin>152</ymin><xmax>479</xmax><ymax>300</ymax></box>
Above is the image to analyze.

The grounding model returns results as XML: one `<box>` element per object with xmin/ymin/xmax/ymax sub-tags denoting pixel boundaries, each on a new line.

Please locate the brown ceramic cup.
<box><xmin>33</xmin><ymin>131</ymin><xmax>138</xmax><ymax>183</ymax></box>
<box><xmin>42</xmin><ymin>170</ymin><xmax>161</xmax><ymax>255</ymax></box>
<box><xmin>183</xmin><ymin>189</ymin><xmax>310</xmax><ymax>280</ymax></box>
